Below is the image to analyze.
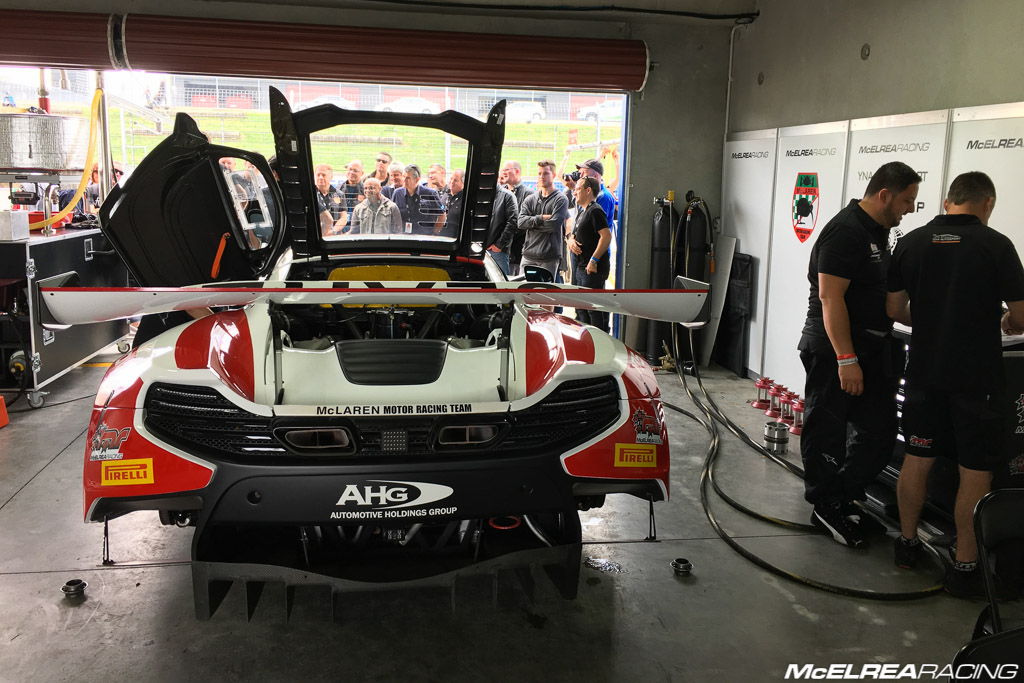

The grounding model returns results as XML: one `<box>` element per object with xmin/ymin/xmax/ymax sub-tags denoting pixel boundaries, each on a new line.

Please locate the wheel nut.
<box><xmin>670</xmin><ymin>558</ymin><xmax>693</xmax><ymax>576</ymax></box>
<box><xmin>61</xmin><ymin>578</ymin><xmax>88</xmax><ymax>598</ymax></box>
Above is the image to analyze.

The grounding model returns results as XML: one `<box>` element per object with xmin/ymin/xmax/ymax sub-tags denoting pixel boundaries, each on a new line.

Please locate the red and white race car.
<box><xmin>42</xmin><ymin>89</ymin><xmax>707</xmax><ymax>617</ymax></box>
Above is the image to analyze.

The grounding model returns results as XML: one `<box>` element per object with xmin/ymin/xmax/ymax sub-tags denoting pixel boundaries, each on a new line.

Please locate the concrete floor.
<box><xmin>0</xmin><ymin>357</ymin><xmax>1013</xmax><ymax>681</ymax></box>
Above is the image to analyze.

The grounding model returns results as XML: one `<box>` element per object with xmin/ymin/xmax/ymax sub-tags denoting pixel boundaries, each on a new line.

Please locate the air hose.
<box><xmin>27</xmin><ymin>88</ymin><xmax>103</xmax><ymax>230</ymax></box>
<box><xmin>666</xmin><ymin>323</ymin><xmax>943</xmax><ymax>600</ymax></box>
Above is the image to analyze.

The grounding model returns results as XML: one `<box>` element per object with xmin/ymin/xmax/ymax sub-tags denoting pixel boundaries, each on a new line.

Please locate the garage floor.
<box><xmin>0</xmin><ymin>355</ymin><xmax>1015</xmax><ymax>681</ymax></box>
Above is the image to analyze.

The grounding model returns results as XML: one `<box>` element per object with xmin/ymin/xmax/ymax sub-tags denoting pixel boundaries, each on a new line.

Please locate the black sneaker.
<box><xmin>811</xmin><ymin>502</ymin><xmax>866</xmax><ymax>548</ymax></box>
<box><xmin>944</xmin><ymin>566</ymin><xmax>1020</xmax><ymax>601</ymax></box>
<box><xmin>894</xmin><ymin>536</ymin><xmax>923</xmax><ymax>569</ymax></box>
<box><xmin>842</xmin><ymin>501</ymin><xmax>887</xmax><ymax>536</ymax></box>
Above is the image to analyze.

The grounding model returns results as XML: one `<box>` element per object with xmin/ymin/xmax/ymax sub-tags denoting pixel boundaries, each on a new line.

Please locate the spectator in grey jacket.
<box><xmin>350</xmin><ymin>178</ymin><xmax>402</xmax><ymax>234</ymax></box>
<box><xmin>517</xmin><ymin>160</ymin><xmax>569</xmax><ymax>280</ymax></box>
<box><xmin>486</xmin><ymin>184</ymin><xmax>519</xmax><ymax>275</ymax></box>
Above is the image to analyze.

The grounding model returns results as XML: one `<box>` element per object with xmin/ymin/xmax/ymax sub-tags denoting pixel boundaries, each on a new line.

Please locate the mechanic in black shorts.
<box><xmin>799</xmin><ymin>162</ymin><xmax>920</xmax><ymax>548</ymax></box>
<box><xmin>887</xmin><ymin>171</ymin><xmax>1024</xmax><ymax>597</ymax></box>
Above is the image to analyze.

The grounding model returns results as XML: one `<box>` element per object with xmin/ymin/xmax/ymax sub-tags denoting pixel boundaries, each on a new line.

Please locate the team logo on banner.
<box><xmin>792</xmin><ymin>173</ymin><xmax>819</xmax><ymax>243</ymax></box>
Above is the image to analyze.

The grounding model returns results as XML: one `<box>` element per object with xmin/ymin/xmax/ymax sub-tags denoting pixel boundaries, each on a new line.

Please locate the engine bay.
<box><xmin>272</xmin><ymin>302</ymin><xmax>513</xmax><ymax>348</ymax></box>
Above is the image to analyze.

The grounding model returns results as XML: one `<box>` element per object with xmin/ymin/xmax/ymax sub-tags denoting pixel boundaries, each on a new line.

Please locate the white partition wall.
<box><xmin>722</xmin><ymin>129</ymin><xmax>778</xmax><ymax>376</ymax></box>
<box><xmin>762</xmin><ymin>121</ymin><xmax>849</xmax><ymax>393</ymax></box>
<box><xmin>721</xmin><ymin>100</ymin><xmax>1024</xmax><ymax>388</ymax></box>
<box><xmin>844</xmin><ymin>110</ymin><xmax>949</xmax><ymax>241</ymax></box>
<box><xmin>946</xmin><ymin>102</ymin><xmax>1024</xmax><ymax>254</ymax></box>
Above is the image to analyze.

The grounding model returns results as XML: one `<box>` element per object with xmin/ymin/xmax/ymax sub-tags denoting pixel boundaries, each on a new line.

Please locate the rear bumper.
<box><xmin>203</xmin><ymin>455</ymin><xmax>574</xmax><ymax>526</ymax></box>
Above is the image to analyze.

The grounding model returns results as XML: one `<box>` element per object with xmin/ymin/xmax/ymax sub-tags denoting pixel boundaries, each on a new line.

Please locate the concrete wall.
<box><xmin>0</xmin><ymin>0</ymin><xmax>735</xmax><ymax>290</ymax></box>
<box><xmin>730</xmin><ymin>0</ymin><xmax>1024</xmax><ymax>132</ymax></box>
<box><xmin>621</xmin><ymin>21</ymin><xmax>730</xmax><ymax>286</ymax></box>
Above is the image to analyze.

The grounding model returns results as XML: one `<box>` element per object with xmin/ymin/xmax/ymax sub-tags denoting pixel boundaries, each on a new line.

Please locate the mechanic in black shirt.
<box><xmin>799</xmin><ymin>161</ymin><xmax>920</xmax><ymax>548</ymax></box>
<box><xmin>887</xmin><ymin>171</ymin><xmax>1024</xmax><ymax>597</ymax></box>
<box><xmin>567</xmin><ymin>176</ymin><xmax>612</xmax><ymax>332</ymax></box>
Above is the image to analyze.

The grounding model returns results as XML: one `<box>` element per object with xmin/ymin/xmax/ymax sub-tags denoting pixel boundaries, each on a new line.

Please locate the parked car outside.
<box><xmin>294</xmin><ymin>95</ymin><xmax>359</xmax><ymax>111</ymax></box>
<box><xmin>506</xmin><ymin>101</ymin><xmax>546</xmax><ymax>123</ymax></box>
<box><xmin>577</xmin><ymin>100</ymin><xmax>624</xmax><ymax>122</ymax></box>
<box><xmin>373</xmin><ymin>96</ymin><xmax>441</xmax><ymax>115</ymax></box>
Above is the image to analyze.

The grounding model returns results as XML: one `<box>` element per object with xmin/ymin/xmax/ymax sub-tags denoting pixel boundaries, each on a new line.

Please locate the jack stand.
<box><xmin>101</xmin><ymin>515</ymin><xmax>115</xmax><ymax>565</ymax></box>
<box><xmin>644</xmin><ymin>496</ymin><xmax>658</xmax><ymax>542</ymax></box>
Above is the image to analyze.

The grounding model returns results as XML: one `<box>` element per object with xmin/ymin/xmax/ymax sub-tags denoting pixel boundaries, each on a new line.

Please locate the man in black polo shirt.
<box><xmin>887</xmin><ymin>171</ymin><xmax>1024</xmax><ymax>597</ymax></box>
<box><xmin>799</xmin><ymin>161</ymin><xmax>920</xmax><ymax>548</ymax></box>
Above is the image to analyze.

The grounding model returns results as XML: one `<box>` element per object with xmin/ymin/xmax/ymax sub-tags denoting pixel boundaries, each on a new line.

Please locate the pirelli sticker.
<box><xmin>101</xmin><ymin>458</ymin><xmax>155</xmax><ymax>486</ymax></box>
<box><xmin>614</xmin><ymin>444</ymin><xmax>657</xmax><ymax>468</ymax></box>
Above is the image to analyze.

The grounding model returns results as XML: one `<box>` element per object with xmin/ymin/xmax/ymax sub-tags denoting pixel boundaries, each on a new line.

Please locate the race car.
<box><xmin>41</xmin><ymin>88</ymin><xmax>708</xmax><ymax>618</ymax></box>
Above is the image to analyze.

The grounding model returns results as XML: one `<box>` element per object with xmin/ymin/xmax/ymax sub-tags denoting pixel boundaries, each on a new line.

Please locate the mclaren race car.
<box><xmin>41</xmin><ymin>88</ymin><xmax>708</xmax><ymax>617</ymax></box>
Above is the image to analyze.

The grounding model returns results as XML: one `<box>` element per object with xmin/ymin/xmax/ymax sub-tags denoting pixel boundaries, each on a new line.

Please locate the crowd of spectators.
<box><xmin>306</xmin><ymin>148</ymin><xmax>619</xmax><ymax>326</ymax></box>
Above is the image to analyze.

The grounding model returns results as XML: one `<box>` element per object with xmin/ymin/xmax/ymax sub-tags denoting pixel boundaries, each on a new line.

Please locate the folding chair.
<box><xmin>971</xmin><ymin>488</ymin><xmax>1024</xmax><ymax>639</ymax></box>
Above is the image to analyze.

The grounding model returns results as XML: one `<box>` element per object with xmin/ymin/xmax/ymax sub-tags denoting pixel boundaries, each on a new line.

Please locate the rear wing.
<box><xmin>40</xmin><ymin>279</ymin><xmax>709</xmax><ymax>327</ymax></box>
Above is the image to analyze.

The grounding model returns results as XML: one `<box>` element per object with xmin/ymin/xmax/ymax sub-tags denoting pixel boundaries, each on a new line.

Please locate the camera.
<box><xmin>562</xmin><ymin>170</ymin><xmax>581</xmax><ymax>183</ymax></box>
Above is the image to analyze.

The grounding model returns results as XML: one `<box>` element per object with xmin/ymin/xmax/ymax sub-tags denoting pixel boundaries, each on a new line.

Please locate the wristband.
<box><xmin>836</xmin><ymin>353</ymin><xmax>857</xmax><ymax>360</ymax></box>
<box><xmin>837</xmin><ymin>356</ymin><xmax>859</xmax><ymax>367</ymax></box>
<box><xmin>590</xmin><ymin>256</ymin><xmax>599</xmax><ymax>263</ymax></box>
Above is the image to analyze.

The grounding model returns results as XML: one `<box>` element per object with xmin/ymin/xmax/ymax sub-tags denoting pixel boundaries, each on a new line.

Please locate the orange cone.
<box><xmin>0</xmin><ymin>395</ymin><xmax>8</xmax><ymax>428</ymax></box>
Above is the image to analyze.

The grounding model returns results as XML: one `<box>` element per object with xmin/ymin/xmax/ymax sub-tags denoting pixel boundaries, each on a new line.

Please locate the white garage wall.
<box><xmin>843</xmin><ymin>112</ymin><xmax>949</xmax><ymax>241</ymax></box>
<box><xmin>947</xmin><ymin>103</ymin><xmax>1024</xmax><ymax>256</ymax></box>
<box><xmin>762</xmin><ymin>122</ymin><xmax>848</xmax><ymax>393</ymax></box>
<box><xmin>721</xmin><ymin>129</ymin><xmax>777</xmax><ymax>376</ymax></box>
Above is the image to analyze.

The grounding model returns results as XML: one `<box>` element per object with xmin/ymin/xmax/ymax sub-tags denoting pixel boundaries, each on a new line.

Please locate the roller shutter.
<box><xmin>2</xmin><ymin>10</ymin><xmax>648</xmax><ymax>91</ymax></box>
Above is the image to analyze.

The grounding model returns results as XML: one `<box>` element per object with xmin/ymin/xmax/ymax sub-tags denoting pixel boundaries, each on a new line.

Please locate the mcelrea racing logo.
<box><xmin>784</xmin><ymin>663</ymin><xmax>1018</xmax><ymax>680</ymax></box>
<box><xmin>966</xmin><ymin>137</ymin><xmax>1023</xmax><ymax>150</ymax></box>
<box><xmin>785</xmin><ymin>148</ymin><xmax>837</xmax><ymax>157</ymax></box>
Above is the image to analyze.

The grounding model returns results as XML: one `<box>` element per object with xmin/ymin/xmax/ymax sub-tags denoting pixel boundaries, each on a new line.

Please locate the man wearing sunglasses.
<box><xmin>365</xmin><ymin>152</ymin><xmax>392</xmax><ymax>184</ymax></box>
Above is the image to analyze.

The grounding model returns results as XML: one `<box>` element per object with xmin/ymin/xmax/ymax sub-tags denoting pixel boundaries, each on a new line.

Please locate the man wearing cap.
<box><xmin>577</xmin><ymin>158</ymin><xmax>617</xmax><ymax>224</ymax></box>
